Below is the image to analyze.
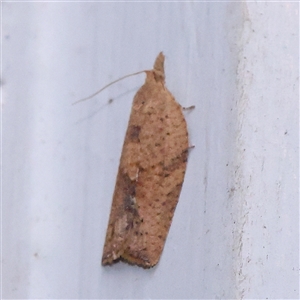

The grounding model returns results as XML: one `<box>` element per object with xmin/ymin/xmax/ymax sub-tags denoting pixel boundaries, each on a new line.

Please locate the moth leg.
<box><xmin>182</xmin><ymin>105</ymin><xmax>195</xmax><ymax>110</ymax></box>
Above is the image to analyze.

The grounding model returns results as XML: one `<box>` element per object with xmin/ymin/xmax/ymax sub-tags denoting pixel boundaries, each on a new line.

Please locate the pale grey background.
<box><xmin>2</xmin><ymin>1</ymin><xmax>299</xmax><ymax>299</ymax></box>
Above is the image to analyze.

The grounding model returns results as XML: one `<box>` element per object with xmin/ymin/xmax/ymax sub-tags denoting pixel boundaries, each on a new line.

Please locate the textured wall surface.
<box><xmin>2</xmin><ymin>2</ymin><xmax>299</xmax><ymax>299</ymax></box>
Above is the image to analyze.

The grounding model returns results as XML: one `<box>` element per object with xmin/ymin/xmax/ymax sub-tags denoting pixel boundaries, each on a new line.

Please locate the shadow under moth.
<box><xmin>100</xmin><ymin>52</ymin><xmax>190</xmax><ymax>268</ymax></box>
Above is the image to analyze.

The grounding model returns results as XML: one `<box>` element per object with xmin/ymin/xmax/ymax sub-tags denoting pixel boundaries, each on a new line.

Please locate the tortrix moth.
<box><xmin>101</xmin><ymin>52</ymin><xmax>190</xmax><ymax>268</ymax></box>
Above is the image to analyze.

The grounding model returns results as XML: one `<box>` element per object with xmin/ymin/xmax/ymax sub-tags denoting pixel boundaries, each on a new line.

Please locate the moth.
<box><xmin>101</xmin><ymin>52</ymin><xmax>190</xmax><ymax>268</ymax></box>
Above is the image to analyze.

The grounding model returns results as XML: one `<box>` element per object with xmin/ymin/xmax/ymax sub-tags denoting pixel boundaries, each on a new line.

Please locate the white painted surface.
<box><xmin>2</xmin><ymin>2</ymin><xmax>298</xmax><ymax>299</ymax></box>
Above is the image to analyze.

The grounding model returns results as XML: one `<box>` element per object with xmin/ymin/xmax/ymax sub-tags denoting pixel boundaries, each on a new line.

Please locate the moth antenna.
<box><xmin>72</xmin><ymin>70</ymin><xmax>148</xmax><ymax>105</ymax></box>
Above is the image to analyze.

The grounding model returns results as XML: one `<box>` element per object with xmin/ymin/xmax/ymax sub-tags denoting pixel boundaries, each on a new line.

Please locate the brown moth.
<box><xmin>102</xmin><ymin>52</ymin><xmax>189</xmax><ymax>268</ymax></box>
